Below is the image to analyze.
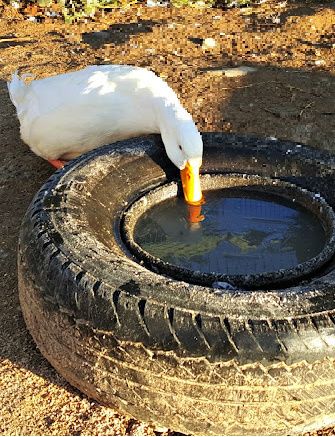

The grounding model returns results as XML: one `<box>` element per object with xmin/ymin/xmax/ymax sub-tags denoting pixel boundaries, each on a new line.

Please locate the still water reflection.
<box><xmin>134</xmin><ymin>189</ymin><xmax>326</xmax><ymax>275</ymax></box>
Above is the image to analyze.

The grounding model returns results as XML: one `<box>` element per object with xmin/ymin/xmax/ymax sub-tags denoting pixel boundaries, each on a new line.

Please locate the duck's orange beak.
<box><xmin>187</xmin><ymin>204</ymin><xmax>205</xmax><ymax>224</ymax></box>
<box><xmin>180</xmin><ymin>160</ymin><xmax>203</xmax><ymax>206</ymax></box>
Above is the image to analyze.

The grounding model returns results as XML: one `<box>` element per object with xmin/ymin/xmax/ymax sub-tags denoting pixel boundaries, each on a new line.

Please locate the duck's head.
<box><xmin>160</xmin><ymin>118</ymin><xmax>203</xmax><ymax>205</ymax></box>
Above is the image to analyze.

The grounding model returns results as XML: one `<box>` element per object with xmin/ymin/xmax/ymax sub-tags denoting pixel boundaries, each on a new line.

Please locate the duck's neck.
<box><xmin>156</xmin><ymin>98</ymin><xmax>192</xmax><ymax>134</ymax></box>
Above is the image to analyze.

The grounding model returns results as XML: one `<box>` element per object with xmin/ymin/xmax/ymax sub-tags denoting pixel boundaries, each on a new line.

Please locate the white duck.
<box><xmin>8</xmin><ymin>64</ymin><xmax>203</xmax><ymax>204</ymax></box>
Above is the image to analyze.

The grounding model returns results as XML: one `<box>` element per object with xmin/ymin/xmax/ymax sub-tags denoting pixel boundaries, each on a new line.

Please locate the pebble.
<box><xmin>45</xmin><ymin>11</ymin><xmax>59</xmax><ymax>16</ymax></box>
<box><xmin>147</xmin><ymin>0</ymin><xmax>168</xmax><ymax>6</ymax></box>
<box><xmin>205</xmin><ymin>66</ymin><xmax>257</xmax><ymax>77</ymax></box>
<box><xmin>223</xmin><ymin>66</ymin><xmax>257</xmax><ymax>77</ymax></box>
<box><xmin>202</xmin><ymin>38</ymin><xmax>216</xmax><ymax>50</ymax></box>
<box><xmin>271</xmin><ymin>16</ymin><xmax>281</xmax><ymax>24</ymax></box>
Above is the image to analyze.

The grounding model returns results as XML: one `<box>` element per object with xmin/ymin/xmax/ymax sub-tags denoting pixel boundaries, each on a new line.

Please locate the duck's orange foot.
<box><xmin>48</xmin><ymin>159</ymin><xmax>67</xmax><ymax>169</ymax></box>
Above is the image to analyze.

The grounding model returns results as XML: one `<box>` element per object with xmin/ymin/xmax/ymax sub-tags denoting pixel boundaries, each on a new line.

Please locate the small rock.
<box><xmin>45</xmin><ymin>10</ymin><xmax>59</xmax><ymax>16</ymax></box>
<box><xmin>205</xmin><ymin>66</ymin><xmax>257</xmax><ymax>77</ymax></box>
<box><xmin>202</xmin><ymin>38</ymin><xmax>217</xmax><ymax>50</ymax></box>
<box><xmin>221</xmin><ymin>66</ymin><xmax>257</xmax><ymax>77</ymax></box>
<box><xmin>271</xmin><ymin>16</ymin><xmax>281</xmax><ymax>24</ymax></box>
<box><xmin>147</xmin><ymin>0</ymin><xmax>168</xmax><ymax>6</ymax></box>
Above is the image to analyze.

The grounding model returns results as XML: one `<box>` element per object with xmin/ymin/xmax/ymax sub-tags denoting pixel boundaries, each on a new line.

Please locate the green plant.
<box><xmin>37</xmin><ymin>0</ymin><xmax>52</xmax><ymax>6</ymax></box>
<box><xmin>13</xmin><ymin>0</ymin><xmax>266</xmax><ymax>22</ymax></box>
<box><xmin>171</xmin><ymin>0</ymin><xmax>252</xmax><ymax>6</ymax></box>
<box><xmin>36</xmin><ymin>0</ymin><xmax>136</xmax><ymax>21</ymax></box>
<box><xmin>171</xmin><ymin>0</ymin><xmax>215</xmax><ymax>8</ymax></box>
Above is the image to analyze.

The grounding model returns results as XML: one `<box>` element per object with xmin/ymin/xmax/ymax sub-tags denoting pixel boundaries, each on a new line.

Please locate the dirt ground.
<box><xmin>1</xmin><ymin>0</ymin><xmax>335</xmax><ymax>435</ymax></box>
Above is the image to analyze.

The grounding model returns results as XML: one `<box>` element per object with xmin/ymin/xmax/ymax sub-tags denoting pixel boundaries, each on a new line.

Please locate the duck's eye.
<box><xmin>179</xmin><ymin>145</ymin><xmax>183</xmax><ymax>151</ymax></box>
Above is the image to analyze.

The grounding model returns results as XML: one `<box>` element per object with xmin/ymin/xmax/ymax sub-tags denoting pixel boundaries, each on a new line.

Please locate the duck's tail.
<box><xmin>7</xmin><ymin>70</ymin><xmax>34</xmax><ymax>109</ymax></box>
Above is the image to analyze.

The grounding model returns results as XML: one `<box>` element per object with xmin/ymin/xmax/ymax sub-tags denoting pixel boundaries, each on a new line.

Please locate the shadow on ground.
<box><xmin>243</xmin><ymin>4</ymin><xmax>319</xmax><ymax>32</ymax></box>
<box><xmin>82</xmin><ymin>20</ymin><xmax>166</xmax><ymax>48</ymax></box>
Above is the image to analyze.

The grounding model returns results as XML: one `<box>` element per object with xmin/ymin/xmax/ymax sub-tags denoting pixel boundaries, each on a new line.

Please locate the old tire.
<box><xmin>18</xmin><ymin>133</ymin><xmax>335</xmax><ymax>435</ymax></box>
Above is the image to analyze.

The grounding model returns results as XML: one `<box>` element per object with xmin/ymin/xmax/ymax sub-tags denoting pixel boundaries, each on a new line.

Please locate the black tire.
<box><xmin>18</xmin><ymin>133</ymin><xmax>335</xmax><ymax>436</ymax></box>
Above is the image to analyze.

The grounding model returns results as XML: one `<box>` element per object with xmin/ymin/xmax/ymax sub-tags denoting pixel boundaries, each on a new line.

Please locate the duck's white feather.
<box><xmin>8</xmin><ymin>65</ymin><xmax>202</xmax><ymax>167</ymax></box>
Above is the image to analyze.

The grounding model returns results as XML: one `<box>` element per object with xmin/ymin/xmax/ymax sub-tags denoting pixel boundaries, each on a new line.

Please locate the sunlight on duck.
<box><xmin>7</xmin><ymin>64</ymin><xmax>203</xmax><ymax>206</ymax></box>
